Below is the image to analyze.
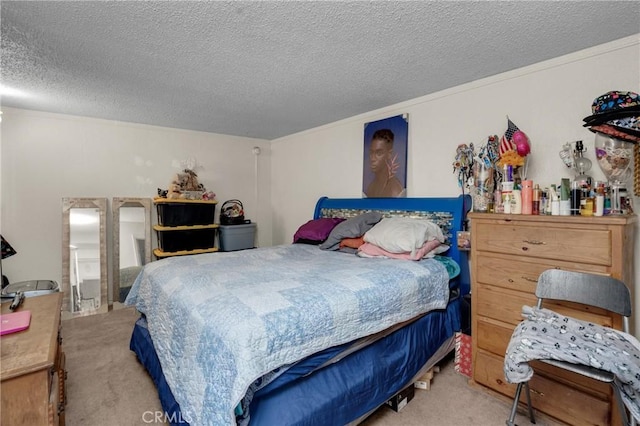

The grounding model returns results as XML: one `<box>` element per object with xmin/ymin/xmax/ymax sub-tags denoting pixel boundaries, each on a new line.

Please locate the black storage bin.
<box><xmin>156</xmin><ymin>226</ymin><xmax>217</xmax><ymax>253</ymax></box>
<box><xmin>156</xmin><ymin>200</ymin><xmax>217</xmax><ymax>226</ymax></box>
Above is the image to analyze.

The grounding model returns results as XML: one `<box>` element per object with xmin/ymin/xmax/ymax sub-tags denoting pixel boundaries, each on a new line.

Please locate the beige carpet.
<box><xmin>62</xmin><ymin>307</ymin><xmax>561</xmax><ymax>426</ymax></box>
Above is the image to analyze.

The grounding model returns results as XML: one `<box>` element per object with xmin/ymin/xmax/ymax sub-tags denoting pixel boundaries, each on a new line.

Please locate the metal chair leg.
<box><xmin>612</xmin><ymin>382</ymin><xmax>632</xmax><ymax>426</ymax></box>
<box><xmin>507</xmin><ymin>381</ymin><xmax>536</xmax><ymax>426</ymax></box>
<box><xmin>524</xmin><ymin>382</ymin><xmax>536</xmax><ymax>424</ymax></box>
<box><xmin>506</xmin><ymin>382</ymin><xmax>524</xmax><ymax>426</ymax></box>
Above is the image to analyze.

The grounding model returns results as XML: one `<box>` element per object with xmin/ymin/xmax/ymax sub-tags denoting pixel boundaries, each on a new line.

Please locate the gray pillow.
<box><xmin>319</xmin><ymin>212</ymin><xmax>383</xmax><ymax>251</ymax></box>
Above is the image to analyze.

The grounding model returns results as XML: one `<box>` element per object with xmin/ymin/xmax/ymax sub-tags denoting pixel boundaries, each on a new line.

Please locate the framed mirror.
<box><xmin>112</xmin><ymin>197</ymin><xmax>151</xmax><ymax>306</ymax></box>
<box><xmin>62</xmin><ymin>197</ymin><xmax>108</xmax><ymax>317</ymax></box>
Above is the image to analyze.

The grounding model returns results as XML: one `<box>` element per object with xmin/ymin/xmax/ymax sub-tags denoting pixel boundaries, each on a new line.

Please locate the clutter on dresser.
<box><xmin>452</xmin><ymin>117</ymin><xmax>531</xmax><ymax>214</ymax></box>
<box><xmin>453</xmin><ymin>92</ymin><xmax>638</xmax><ymax>216</ymax></box>
<box><xmin>582</xmin><ymin>90</ymin><xmax>639</xmax><ymax>197</ymax></box>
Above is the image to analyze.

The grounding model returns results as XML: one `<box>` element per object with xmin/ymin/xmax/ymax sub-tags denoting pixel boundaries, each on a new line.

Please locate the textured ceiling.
<box><xmin>1</xmin><ymin>1</ymin><xmax>639</xmax><ymax>140</ymax></box>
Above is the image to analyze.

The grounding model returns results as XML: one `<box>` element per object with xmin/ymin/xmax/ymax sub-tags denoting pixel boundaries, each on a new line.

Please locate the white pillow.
<box><xmin>363</xmin><ymin>217</ymin><xmax>445</xmax><ymax>257</ymax></box>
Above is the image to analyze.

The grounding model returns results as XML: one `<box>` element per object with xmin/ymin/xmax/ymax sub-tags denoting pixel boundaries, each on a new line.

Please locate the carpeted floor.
<box><xmin>61</xmin><ymin>307</ymin><xmax>561</xmax><ymax>426</ymax></box>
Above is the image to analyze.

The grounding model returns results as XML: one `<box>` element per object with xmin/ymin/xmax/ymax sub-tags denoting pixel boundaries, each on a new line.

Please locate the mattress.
<box><xmin>130</xmin><ymin>296</ymin><xmax>461</xmax><ymax>425</ymax></box>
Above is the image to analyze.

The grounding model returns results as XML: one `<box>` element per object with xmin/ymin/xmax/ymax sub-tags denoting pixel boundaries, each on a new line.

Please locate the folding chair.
<box><xmin>506</xmin><ymin>269</ymin><xmax>635</xmax><ymax>426</ymax></box>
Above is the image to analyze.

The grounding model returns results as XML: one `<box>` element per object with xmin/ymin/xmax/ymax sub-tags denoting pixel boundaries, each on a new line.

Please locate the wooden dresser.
<box><xmin>1</xmin><ymin>293</ymin><xmax>66</xmax><ymax>425</ymax></box>
<box><xmin>468</xmin><ymin>213</ymin><xmax>636</xmax><ymax>426</ymax></box>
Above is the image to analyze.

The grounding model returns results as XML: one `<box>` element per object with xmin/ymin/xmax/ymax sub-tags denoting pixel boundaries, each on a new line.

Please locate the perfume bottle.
<box><xmin>532</xmin><ymin>184</ymin><xmax>541</xmax><ymax>215</ymax></box>
<box><xmin>521</xmin><ymin>180</ymin><xmax>533</xmax><ymax>215</ymax></box>
<box><xmin>594</xmin><ymin>186</ymin><xmax>605</xmax><ymax>217</ymax></box>
<box><xmin>573</xmin><ymin>140</ymin><xmax>592</xmax><ymax>189</ymax></box>
<box><xmin>570</xmin><ymin>180</ymin><xmax>581</xmax><ymax>215</ymax></box>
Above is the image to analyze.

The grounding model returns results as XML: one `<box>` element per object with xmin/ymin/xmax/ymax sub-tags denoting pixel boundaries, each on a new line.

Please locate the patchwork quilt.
<box><xmin>505</xmin><ymin>306</ymin><xmax>640</xmax><ymax>421</ymax></box>
<box><xmin>126</xmin><ymin>244</ymin><xmax>450</xmax><ymax>426</ymax></box>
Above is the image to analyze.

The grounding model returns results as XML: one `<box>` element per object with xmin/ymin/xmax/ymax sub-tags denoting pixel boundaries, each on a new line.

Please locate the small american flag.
<box><xmin>499</xmin><ymin>117</ymin><xmax>519</xmax><ymax>155</ymax></box>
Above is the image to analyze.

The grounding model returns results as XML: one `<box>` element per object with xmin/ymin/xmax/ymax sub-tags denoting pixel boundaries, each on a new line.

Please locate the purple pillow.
<box><xmin>293</xmin><ymin>217</ymin><xmax>346</xmax><ymax>244</ymax></box>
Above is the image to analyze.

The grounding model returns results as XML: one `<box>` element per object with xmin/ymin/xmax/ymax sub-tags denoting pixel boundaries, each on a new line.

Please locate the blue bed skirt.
<box><xmin>130</xmin><ymin>297</ymin><xmax>461</xmax><ymax>426</ymax></box>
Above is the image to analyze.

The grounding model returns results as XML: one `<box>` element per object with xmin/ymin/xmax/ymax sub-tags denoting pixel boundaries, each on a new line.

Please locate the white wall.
<box><xmin>271</xmin><ymin>36</ymin><xmax>640</xmax><ymax>329</ymax></box>
<box><xmin>0</xmin><ymin>110</ymin><xmax>272</xmax><ymax>300</ymax></box>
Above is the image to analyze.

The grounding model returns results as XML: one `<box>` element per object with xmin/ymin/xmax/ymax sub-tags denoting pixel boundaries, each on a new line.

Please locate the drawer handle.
<box><xmin>523</xmin><ymin>239</ymin><xmax>545</xmax><ymax>245</ymax></box>
<box><xmin>530</xmin><ymin>387</ymin><xmax>545</xmax><ymax>397</ymax></box>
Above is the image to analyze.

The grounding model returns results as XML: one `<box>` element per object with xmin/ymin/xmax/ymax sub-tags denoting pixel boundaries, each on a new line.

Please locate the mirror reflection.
<box><xmin>112</xmin><ymin>198</ymin><xmax>151</xmax><ymax>307</ymax></box>
<box><xmin>62</xmin><ymin>198</ymin><xmax>108</xmax><ymax>317</ymax></box>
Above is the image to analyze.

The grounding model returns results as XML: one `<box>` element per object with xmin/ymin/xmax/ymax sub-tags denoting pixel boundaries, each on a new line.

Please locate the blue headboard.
<box><xmin>313</xmin><ymin>195</ymin><xmax>471</xmax><ymax>296</ymax></box>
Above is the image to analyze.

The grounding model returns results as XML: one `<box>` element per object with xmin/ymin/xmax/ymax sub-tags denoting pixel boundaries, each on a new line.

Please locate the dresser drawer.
<box><xmin>474</xmin><ymin>222</ymin><xmax>612</xmax><ymax>266</ymax></box>
<box><xmin>475</xmin><ymin>350</ymin><xmax>610</xmax><ymax>425</ymax></box>
<box><xmin>475</xmin><ymin>253</ymin><xmax>610</xmax><ymax>292</ymax></box>
<box><xmin>477</xmin><ymin>282</ymin><xmax>614</xmax><ymax>329</ymax></box>
<box><xmin>476</xmin><ymin>284</ymin><xmax>537</xmax><ymax>325</ymax></box>
<box><xmin>476</xmin><ymin>317</ymin><xmax>513</xmax><ymax>355</ymax></box>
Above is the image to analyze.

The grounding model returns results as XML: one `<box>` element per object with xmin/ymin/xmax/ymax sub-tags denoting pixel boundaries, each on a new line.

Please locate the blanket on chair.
<box><xmin>504</xmin><ymin>306</ymin><xmax>640</xmax><ymax>421</ymax></box>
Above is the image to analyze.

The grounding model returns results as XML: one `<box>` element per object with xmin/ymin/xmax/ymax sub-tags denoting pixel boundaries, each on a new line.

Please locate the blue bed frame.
<box><xmin>313</xmin><ymin>195</ymin><xmax>471</xmax><ymax>295</ymax></box>
<box><xmin>130</xmin><ymin>195</ymin><xmax>471</xmax><ymax>425</ymax></box>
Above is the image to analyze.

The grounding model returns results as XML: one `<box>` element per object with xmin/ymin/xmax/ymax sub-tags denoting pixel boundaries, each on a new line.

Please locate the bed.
<box><xmin>125</xmin><ymin>195</ymin><xmax>471</xmax><ymax>426</ymax></box>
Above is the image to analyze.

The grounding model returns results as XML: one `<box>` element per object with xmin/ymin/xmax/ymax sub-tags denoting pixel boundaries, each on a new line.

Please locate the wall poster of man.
<box><xmin>363</xmin><ymin>114</ymin><xmax>408</xmax><ymax>198</ymax></box>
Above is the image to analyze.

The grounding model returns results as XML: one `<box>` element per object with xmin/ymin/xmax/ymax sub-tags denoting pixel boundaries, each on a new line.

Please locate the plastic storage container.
<box><xmin>218</xmin><ymin>223</ymin><xmax>256</xmax><ymax>252</ymax></box>
<box><xmin>156</xmin><ymin>199</ymin><xmax>217</xmax><ymax>226</ymax></box>
<box><xmin>155</xmin><ymin>225</ymin><xmax>218</xmax><ymax>253</ymax></box>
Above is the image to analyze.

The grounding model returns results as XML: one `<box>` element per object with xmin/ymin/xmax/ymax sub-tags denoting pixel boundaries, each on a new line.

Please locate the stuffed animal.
<box><xmin>166</xmin><ymin>178</ymin><xmax>184</xmax><ymax>199</ymax></box>
<box><xmin>160</xmin><ymin>169</ymin><xmax>208</xmax><ymax>200</ymax></box>
<box><xmin>182</xmin><ymin>169</ymin><xmax>202</xmax><ymax>192</ymax></box>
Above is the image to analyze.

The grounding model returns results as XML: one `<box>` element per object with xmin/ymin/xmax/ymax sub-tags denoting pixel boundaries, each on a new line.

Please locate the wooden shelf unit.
<box><xmin>153</xmin><ymin>198</ymin><xmax>219</xmax><ymax>258</ymax></box>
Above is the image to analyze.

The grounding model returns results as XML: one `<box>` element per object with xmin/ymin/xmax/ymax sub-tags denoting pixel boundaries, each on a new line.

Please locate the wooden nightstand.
<box><xmin>1</xmin><ymin>293</ymin><xmax>66</xmax><ymax>425</ymax></box>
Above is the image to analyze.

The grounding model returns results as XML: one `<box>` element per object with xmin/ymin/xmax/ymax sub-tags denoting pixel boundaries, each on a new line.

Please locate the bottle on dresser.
<box><xmin>511</xmin><ymin>188</ymin><xmax>522</xmax><ymax>214</ymax></box>
<box><xmin>521</xmin><ymin>180</ymin><xmax>533</xmax><ymax>215</ymax></box>
<box><xmin>594</xmin><ymin>186</ymin><xmax>605</xmax><ymax>217</ymax></box>
<box><xmin>502</xmin><ymin>181</ymin><xmax>514</xmax><ymax>214</ymax></box>
<box><xmin>532</xmin><ymin>184</ymin><xmax>541</xmax><ymax>215</ymax></box>
<box><xmin>549</xmin><ymin>185</ymin><xmax>560</xmax><ymax>216</ymax></box>
<box><xmin>559</xmin><ymin>179</ymin><xmax>571</xmax><ymax>216</ymax></box>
